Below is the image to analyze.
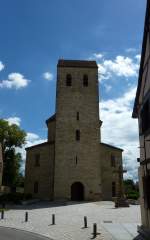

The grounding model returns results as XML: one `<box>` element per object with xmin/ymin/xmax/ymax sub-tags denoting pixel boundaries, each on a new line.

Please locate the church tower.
<box><xmin>25</xmin><ymin>59</ymin><xmax>123</xmax><ymax>201</ymax></box>
<box><xmin>54</xmin><ymin>60</ymin><xmax>102</xmax><ymax>200</ymax></box>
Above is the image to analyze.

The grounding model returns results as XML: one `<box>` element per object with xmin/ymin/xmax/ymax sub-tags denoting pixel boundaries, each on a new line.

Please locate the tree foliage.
<box><xmin>0</xmin><ymin>119</ymin><xmax>26</xmax><ymax>189</ymax></box>
<box><xmin>124</xmin><ymin>179</ymin><xmax>139</xmax><ymax>200</ymax></box>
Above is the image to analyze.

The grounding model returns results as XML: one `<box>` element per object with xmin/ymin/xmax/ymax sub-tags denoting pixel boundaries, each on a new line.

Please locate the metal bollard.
<box><xmin>52</xmin><ymin>214</ymin><xmax>55</xmax><ymax>225</ymax></box>
<box><xmin>25</xmin><ymin>212</ymin><xmax>28</xmax><ymax>222</ymax></box>
<box><xmin>93</xmin><ymin>223</ymin><xmax>97</xmax><ymax>238</ymax></box>
<box><xmin>84</xmin><ymin>216</ymin><xmax>87</xmax><ymax>228</ymax></box>
<box><xmin>1</xmin><ymin>210</ymin><xmax>4</xmax><ymax>220</ymax></box>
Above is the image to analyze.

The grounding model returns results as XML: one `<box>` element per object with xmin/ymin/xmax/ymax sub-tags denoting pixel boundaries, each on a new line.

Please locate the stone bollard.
<box><xmin>25</xmin><ymin>212</ymin><xmax>28</xmax><ymax>222</ymax></box>
<box><xmin>1</xmin><ymin>210</ymin><xmax>4</xmax><ymax>220</ymax></box>
<box><xmin>92</xmin><ymin>223</ymin><xmax>97</xmax><ymax>238</ymax></box>
<box><xmin>52</xmin><ymin>214</ymin><xmax>55</xmax><ymax>225</ymax></box>
<box><xmin>84</xmin><ymin>216</ymin><xmax>87</xmax><ymax>228</ymax></box>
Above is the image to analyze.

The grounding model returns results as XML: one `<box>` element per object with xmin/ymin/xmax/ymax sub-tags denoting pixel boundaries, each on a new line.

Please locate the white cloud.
<box><xmin>0</xmin><ymin>73</ymin><xmax>30</xmax><ymax>89</ymax></box>
<box><xmin>43</xmin><ymin>71</ymin><xmax>53</xmax><ymax>81</ymax></box>
<box><xmin>135</xmin><ymin>54</ymin><xmax>141</xmax><ymax>62</ymax></box>
<box><xmin>93</xmin><ymin>53</ymin><xmax>103</xmax><ymax>59</ymax></box>
<box><xmin>126</xmin><ymin>48</ymin><xmax>137</xmax><ymax>53</ymax></box>
<box><xmin>0</xmin><ymin>61</ymin><xmax>4</xmax><ymax>71</ymax></box>
<box><xmin>26</xmin><ymin>132</ymin><xmax>44</xmax><ymax>143</ymax></box>
<box><xmin>6</xmin><ymin>117</ymin><xmax>21</xmax><ymax>126</ymax></box>
<box><xmin>100</xmin><ymin>86</ymin><xmax>139</xmax><ymax>181</ymax></box>
<box><xmin>98</xmin><ymin>55</ymin><xmax>139</xmax><ymax>81</ymax></box>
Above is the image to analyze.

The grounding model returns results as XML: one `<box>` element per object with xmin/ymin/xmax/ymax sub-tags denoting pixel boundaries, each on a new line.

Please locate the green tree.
<box><xmin>124</xmin><ymin>179</ymin><xmax>139</xmax><ymax>200</ymax></box>
<box><xmin>0</xmin><ymin>119</ymin><xmax>26</xmax><ymax>190</ymax></box>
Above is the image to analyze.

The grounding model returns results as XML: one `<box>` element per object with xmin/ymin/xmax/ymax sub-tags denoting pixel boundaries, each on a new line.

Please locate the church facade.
<box><xmin>25</xmin><ymin>60</ymin><xmax>123</xmax><ymax>201</ymax></box>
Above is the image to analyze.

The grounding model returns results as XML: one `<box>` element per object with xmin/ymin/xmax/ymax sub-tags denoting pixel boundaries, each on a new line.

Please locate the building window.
<box><xmin>77</xmin><ymin>112</ymin><xmax>79</xmax><ymax>120</ymax></box>
<box><xmin>35</xmin><ymin>154</ymin><xmax>40</xmax><ymax>167</ymax></box>
<box><xmin>83</xmin><ymin>74</ymin><xmax>88</xmax><ymax>87</ymax></box>
<box><xmin>66</xmin><ymin>74</ymin><xmax>72</xmax><ymax>86</ymax></box>
<box><xmin>75</xmin><ymin>156</ymin><xmax>78</xmax><ymax>165</ymax></box>
<box><xmin>112</xmin><ymin>182</ymin><xmax>116</xmax><ymax>197</ymax></box>
<box><xmin>111</xmin><ymin>155</ymin><xmax>116</xmax><ymax>167</ymax></box>
<box><xmin>140</xmin><ymin>98</ymin><xmax>150</xmax><ymax>134</ymax></box>
<box><xmin>76</xmin><ymin>130</ymin><xmax>80</xmax><ymax>141</ymax></box>
<box><xmin>34</xmin><ymin>181</ymin><xmax>39</xmax><ymax>194</ymax></box>
<box><xmin>143</xmin><ymin>175</ymin><xmax>150</xmax><ymax>208</ymax></box>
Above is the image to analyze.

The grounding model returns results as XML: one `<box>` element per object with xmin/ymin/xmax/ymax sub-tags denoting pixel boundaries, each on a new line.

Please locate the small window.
<box><xmin>66</xmin><ymin>74</ymin><xmax>72</xmax><ymax>86</ymax></box>
<box><xmin>34</xmin><ymin>181</ymin><xmax>39</xmax><ymax>194</ymax></box>
<box><xmin>35</xmin><ymin>154</ymin><xmax>40</xmax><ymax>167</ymax></box>
<box><xmin>112</xmin><ymin>182</ymin><xmax>116</xmax><ymax>197</ymax></box>
<box><xmin>83</xmin><ymin>74</ymin><xmax>88</xmax><ymax>87</ymax></box>
<box><xmin>76</xmin><ymin>130</ymin><xmax>80</xmax><ymax>141</ymax></box>
<box><xmin>75</xmin><ymin>156</ymin><xmax>78</xmax><ymax>165</ymax></box>
<box><xmin>77</xmin><ymin>112</ymin><xmax>79</xmax><ymax>121</ymax></box>
<box><xmin>111</xmin><ymin>155</ymin><xmax>116</xmax><ymax>167</ymax></box>
<box><xmin>140</xmin><ymin>98</ymin><xmax>150</xmax><ymax>134</ymax></box>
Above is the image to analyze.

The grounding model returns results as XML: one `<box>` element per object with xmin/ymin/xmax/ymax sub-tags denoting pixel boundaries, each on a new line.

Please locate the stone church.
<box><xmin>25</xmin><ymin>60</ymin><xmax>123</xmax><ymax>201</ymax></box>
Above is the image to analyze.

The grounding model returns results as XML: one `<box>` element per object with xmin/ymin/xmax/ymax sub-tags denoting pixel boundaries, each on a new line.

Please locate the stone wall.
<box><xmin>100</xmin><ymin>143</ymin><xmax>123</xmax><ymax>200</ymax></box>
<box><xmin>25</xmin><ymin>142</ymin><xmax>54</xmax><ymax>200</ymax></box>
<box><xmin>138</xmin><ymin>42</ymin><xmax>150</xmax><ymax>229</ymax></box>
<box><xmin>54</xmin><ymin>64</ymin><xmax>102</xmax><ymax>200</ymax></box>
<box><xmin>47</xmin><ymin>116</ymin><xmax>56</xmax><ymax>142</ymax></box>
<box><xmin>134</xmin><ymin>1</ymin><xmax>150</xmax><ymax>229</ymax></box>
<box><xmin>139</xmin><ymin>71</ymin><xmax>150</xmax><ymax>229</ymax></box>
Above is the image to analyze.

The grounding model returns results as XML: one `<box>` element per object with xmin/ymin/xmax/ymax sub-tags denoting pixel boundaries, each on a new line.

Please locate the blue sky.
<box><xmin>0</xmin><ymin>0</ymin><xmax>147</xmax><ymax>179</ymax></box>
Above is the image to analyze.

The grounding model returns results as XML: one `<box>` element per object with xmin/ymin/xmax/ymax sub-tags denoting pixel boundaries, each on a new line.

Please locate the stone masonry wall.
<box><xmin>47</xmin><ymin>119</ymin><xmax>56</xmax><ymax>142</ymax></box>
<box><xmin>54</xmin><ymin>65</ymin><xmax>102</xmax><ymax>200</ymax></box>
<box><xmin>137</xmin><ymin>18</ymin><xmax>150</xmax><ymax>229</ymax></box>
<box><xmin>100</xmin><ymin>144</ymin><xmax>123</xmax><ymax>200</ymax></box>
<box><xmin>25</xmin><ymin>142</ymin><xmax>54</xmax><ymax>200</ymax></box>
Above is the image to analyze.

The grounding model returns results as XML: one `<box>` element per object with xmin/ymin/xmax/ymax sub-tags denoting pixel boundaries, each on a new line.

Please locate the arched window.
<box><xmin>83</xmin><ymin>74</ymin><xmax>88</xmax><ymax>87</ymax></box>
<box><xmin>75</xmin><ymin>156</ymin><xmax>78</xmax><ymax>165</ymax></box>
<box><xmin>66</xmin><ymin>74</ymin><xmax>72</xmax><ymax>86</ymax></box>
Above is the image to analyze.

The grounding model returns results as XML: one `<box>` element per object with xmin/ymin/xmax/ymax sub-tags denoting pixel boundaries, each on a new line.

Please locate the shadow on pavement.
<box><xmin>4</xmin><ymin>200</ymin><xmax>92</xmax><ymax>211</ymax></box>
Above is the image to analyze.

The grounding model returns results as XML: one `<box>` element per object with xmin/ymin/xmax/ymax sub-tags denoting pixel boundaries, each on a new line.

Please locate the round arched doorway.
<box><xmin>71</xmin><ymin>182</ymin><xmax>84</xmax><ymax>201</ymax></box>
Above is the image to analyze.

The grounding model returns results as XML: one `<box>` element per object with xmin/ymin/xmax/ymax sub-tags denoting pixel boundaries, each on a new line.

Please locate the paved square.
<box><xmin>0</xmin><ymin>201</ymin><xmax>141</xmax><ymax>240</ymax></box>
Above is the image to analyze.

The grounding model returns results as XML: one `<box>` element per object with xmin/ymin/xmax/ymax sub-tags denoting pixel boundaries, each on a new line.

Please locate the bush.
<box><xmin>127</xmin><ymin>190</ymin><xmax>139</xmax><ymax>200</ymax></box>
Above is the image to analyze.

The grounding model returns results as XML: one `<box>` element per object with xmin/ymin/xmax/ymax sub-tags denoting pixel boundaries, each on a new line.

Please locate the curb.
<box><xmin>0</xmin><ymin>225</ymin><xmax>53</xmax><ymax>240</ymax></box>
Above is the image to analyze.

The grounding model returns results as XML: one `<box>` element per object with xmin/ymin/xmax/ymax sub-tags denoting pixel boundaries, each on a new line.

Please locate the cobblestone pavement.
<box><xmin>0</xmin><ymin>201</ymin><xmax>141</xmax><ymax>240</ymax></box>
